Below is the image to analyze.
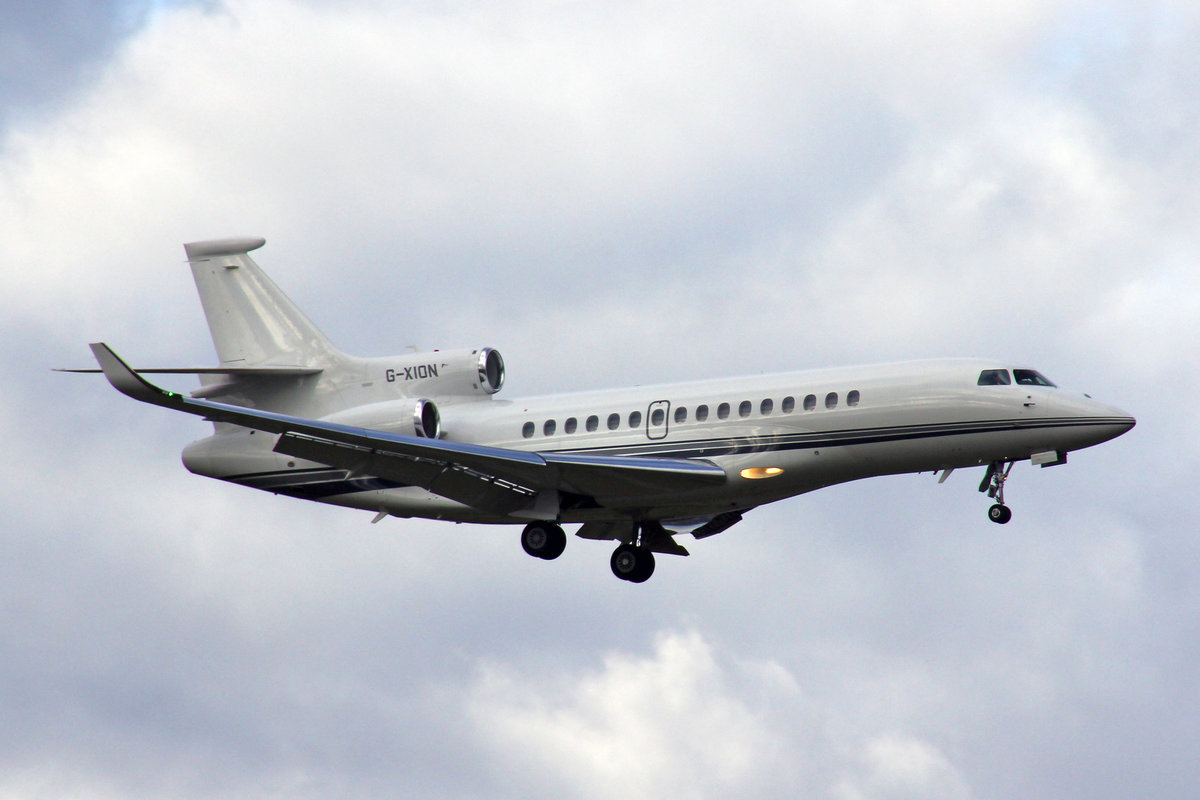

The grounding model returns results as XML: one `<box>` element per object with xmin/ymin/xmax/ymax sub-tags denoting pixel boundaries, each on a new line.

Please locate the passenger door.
<box><xmin>646</xmin><ymin>400</ymin><xmax>670</xmax><ymax>440</ymax></box>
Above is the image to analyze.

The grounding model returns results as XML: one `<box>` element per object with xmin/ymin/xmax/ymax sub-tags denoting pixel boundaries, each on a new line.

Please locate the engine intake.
<box><xmin>323</xmin><ymin>397</ymin><xmax>442</xmax><ymax>439</ymax></box>
<box><xmin>477</xmin><ymin>348</ymin><xmax>505</xmax><ymax>394</ymax></box>
<box><xmin>411</xmin><ymin>398</ymin><xmax>441</xmax><ymax>439</ymax></box>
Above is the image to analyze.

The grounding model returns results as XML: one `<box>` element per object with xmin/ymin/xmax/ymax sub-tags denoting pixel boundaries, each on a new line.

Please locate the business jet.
<box><xmin>75</xmin><ymin>237</ymin><xmax>1135</xmax><ymax>582</ymax></box>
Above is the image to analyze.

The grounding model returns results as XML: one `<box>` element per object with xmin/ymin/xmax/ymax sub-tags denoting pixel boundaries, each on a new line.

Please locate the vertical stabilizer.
<box><xmin>184</xmin><ymin>237</ymin><xmax>343</xmax><ymax>367</ymax></box>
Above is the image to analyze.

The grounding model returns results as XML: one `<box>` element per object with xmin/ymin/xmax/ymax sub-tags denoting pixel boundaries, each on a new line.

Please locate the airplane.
<box><xmin>74</xmin><ymin>237</ymin><xmax>1135</xmax><ymax>582</ymax></box>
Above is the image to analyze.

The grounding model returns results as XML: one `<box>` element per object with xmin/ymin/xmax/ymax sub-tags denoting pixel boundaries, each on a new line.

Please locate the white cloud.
<box><xmin>834</xmin><ymin>734</ymin><xmax>973</xmax><ymax>800</ymax></box>
<box><xmin>467</xmin><ymin>630</ymin><xmax>795</xmax><ymax>797</ymax></box>
<box><xmin>466</xmin><ymin>630</ymin><xmax>990</xmax><ymax>800</ymax></box>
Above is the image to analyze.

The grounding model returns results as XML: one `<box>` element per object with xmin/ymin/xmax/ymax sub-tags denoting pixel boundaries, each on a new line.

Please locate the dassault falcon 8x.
<box><xmin>75</xmin><ymin>237</ymin><xmax>1135</xmax><ymax>582</ymax></box>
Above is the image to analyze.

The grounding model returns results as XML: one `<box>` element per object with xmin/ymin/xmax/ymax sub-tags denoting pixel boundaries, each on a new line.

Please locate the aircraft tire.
<box><xmin>611</xmin><ymin>544</ymin><xmax>655</xmax><ymax>582</ymax></box>
<box><xmin>988</xmin><ymin>504</ymin><xmax>1013</xmax><ymax>524</ymax></box>
<box><xmin>521</xmin><ymin>521</ymin><xmax>567</xmax><ymax>560</ymax></box>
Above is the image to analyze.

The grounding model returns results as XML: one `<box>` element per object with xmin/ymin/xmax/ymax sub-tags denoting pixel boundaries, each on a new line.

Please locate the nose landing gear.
<box><xmin>979</xmin><ymin>460</ymin><xmax>1014</xmax><ymax>524</ymax></box>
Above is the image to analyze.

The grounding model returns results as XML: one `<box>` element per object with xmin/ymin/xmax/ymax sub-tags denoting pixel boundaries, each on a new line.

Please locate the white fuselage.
<box><xmin>181</xmin><ymin>357</ymin><xmax>1134</xmax><ymax>524</ymax></box>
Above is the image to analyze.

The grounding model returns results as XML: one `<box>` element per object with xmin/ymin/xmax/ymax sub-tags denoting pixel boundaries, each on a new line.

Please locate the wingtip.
<box><xmin>88</xmin><ymin>342</ymin><xmax>169</xmax><ymax>404</ymax></box>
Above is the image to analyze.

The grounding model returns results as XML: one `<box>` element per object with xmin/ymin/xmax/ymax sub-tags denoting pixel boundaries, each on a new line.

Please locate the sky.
<box><xmin>1</xmin><ymin>1</ymin><xmax>1197</xmax><ymax>797</ymax></box>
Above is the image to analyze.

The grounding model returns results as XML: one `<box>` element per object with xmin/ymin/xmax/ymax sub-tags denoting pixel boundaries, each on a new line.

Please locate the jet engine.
<box><xmin>381</xmin><ymin>347</ymin><xmax>505</xmax><ymax>397</ymax></box>
<box><xmin>324</xmin><ymin>397</ymin><xmax>441</xmax><ymax>439</ymax></box>
<box><xmin>408</xmin><ymin>397</ymin><xmax>441</xmax><ymax>438</ymax></box>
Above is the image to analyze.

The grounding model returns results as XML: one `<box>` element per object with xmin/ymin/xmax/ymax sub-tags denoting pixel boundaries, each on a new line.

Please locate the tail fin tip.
<box><xmin>184</xmin><ymin>237</ymin><xmax>266</xmax><ymax>260</ymax></box>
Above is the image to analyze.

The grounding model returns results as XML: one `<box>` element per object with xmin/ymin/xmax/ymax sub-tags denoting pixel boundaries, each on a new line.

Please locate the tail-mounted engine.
<box><xmin>382</xmin><ymin>347</ymin><xmax>505</xmax><ymax>397</ymax></box>
<box><xmin>331</xmin><ymin>347</ymin><xmax>503</xmax><ymax>439</ymax></box>
<box><xmin>409</xmin><ymin>397</ymin><xmax>441</xmax><ymax>438</ymax></box>
<box><xmin>324</xmin><ymin>396</ymin><xmax>442</xmax><ymax>439</ymax></box>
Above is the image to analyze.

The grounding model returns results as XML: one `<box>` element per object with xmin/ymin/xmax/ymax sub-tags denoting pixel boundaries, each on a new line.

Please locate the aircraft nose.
<box><xmin>1092</xmin><ymin>397</ymin><xmax>1136</xmax><ymax>432</ymax></box>
<box><xmin>1058</xmin><ymin>393</ymin><xmax>1136</xmax><ymax>446</ymax></box>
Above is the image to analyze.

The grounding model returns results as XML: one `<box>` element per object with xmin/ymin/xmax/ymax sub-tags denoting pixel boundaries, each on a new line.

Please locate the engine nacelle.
<box><xmin>408</xmin><ymin>397</ymin><xmax>441</xmax><ymax>438</ymax></box>
<box><xmin>323</xmin><ymin>397</ymin><xmax>441</xmax><ymax>439</ymax></box>
<box><xmin>476</xmin><ymin>347</ymin><xmax>505</xmax><ymax>394</ymax></box>
<box><xmin>381</xmin><ymin>347</ymin><xmax>505</xmax><ymax>397</ymax></box>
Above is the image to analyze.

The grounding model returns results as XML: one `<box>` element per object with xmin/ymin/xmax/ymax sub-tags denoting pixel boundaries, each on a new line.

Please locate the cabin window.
<box><xmin>739</xmin><ymin>400</ymin><xmax>752</xmax><ymax>418</ymax></box>
<box><xmin>1014</xmin><ymin>369</ymin><xmax>1056</xmax><ymax>387</ymax></box>
<box><xmin>847</xmin><ymin>390</ymin><xmax>860</xmax><ymax>407</ymax></box>
<box><xmin>977</xmin><ymin>369</ymin><xmax>1011</xmax><ymax>386</ymax></box>
<box><xmin>674</xmin><ymin>406</ymin><xmax>687</xmax><ymax>423</ymax></box>
<box><xmin>825</xmin><ymin>392</ymin><xmax>838</xmax><ymax>409</ymax></box>
<box><xmin>761</xmin><ymin>398</ymin><xmax>774</xmax><ymax>415</ymax></box>
<box><xmin>696</xmin><ymin>404</ymin><xmax>710</xmax><ymax>422</ymax></box>
<box><xmin>782</xmin><ymin>396</ymin><xmax>795</xmax><ymax>413</ymax></box>
<box><xmin>586</xmin><ymin>415</ymin><xmax>599</xmax><ymax>432</ymax></box>
<box><xmin>607</xmin><ymin>413</ymin><xmax>620</xmax><ymax>430</ymax></box>
<box><xmin>650</xmin><ymin>408</ymin><xmax>665</xmax><ymax>426</ymax></box>
<box><xmin>522</xmin><ymin>421</ymin><xmax>535</xmax><ymax>438</ymax></box>
<box><xmin>718</xmin><ymin>402</ymin><xmax>731</xmax><ymax>420</ymax></box>
<box><xmin>564</xmin><ymin>417</ymin><xmax>578</xmax><ymax>434</ymax></box>
<box><xmin>543</xmin><ymin>419</ymin><xmax>556</xmax><ymax>436</ymax></box>
<box><xmin>803</xmin><ymin>394</ymin><xmax>817</xmax><ymax>411</ymax></box>
<box><xmin>629</xmin><ymin>410</ymin><xmax>643</xmax><ymax>428</ymax></box>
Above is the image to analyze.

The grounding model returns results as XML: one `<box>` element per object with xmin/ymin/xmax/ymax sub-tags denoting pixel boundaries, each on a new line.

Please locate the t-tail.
<box><xmin>69</xmin><ymin>236</ymin><xmax>505</xmax><ymax>435</ymax></box>
<box><xmin>185</xmin><ymin>237</ymin><xmax>346</xmax><ymax>369</ymax></box>
<box><xmin>178</xmin><ymin>237</ymin><xmax>504</xmax><ymax>423</ymax></box>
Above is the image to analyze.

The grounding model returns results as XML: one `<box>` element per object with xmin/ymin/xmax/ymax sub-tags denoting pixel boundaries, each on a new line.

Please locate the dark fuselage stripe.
<box><xmin>543</xmin><ymin>416</ymin><xmax>1133</xmax><ymax>460</ymax></box>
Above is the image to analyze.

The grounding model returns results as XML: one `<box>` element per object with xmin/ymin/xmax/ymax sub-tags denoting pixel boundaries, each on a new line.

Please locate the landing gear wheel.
<box><xmin>988</xmin><ymin>504</ymin><xmax>1012</xmax><ymax>524</ymax></box>
<box><xmin>980</xmin><ymin>461</ymin><xmax>1016</xmax><ymax>525</ymax></box>
<box><xmin>610</xmin><ymin>544</ymin><xmax>655</xmax><ymax>583</ymax></box>
<box><xmin>521</xmin><ymin>521</ymin><xmax>566</xmax><ymax>560</ymax></box>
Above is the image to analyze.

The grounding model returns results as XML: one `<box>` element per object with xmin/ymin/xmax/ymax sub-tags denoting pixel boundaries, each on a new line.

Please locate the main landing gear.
<box><xmin>610</xmin><ymin>543</ymin><xmax>655</xmax><ymax>583</ymax></box>
<box><xmin>520</xmin><ymin>520</ymin><xmax>659</xmax><ymax>582</ymax></box>
<box><xmin>979</xmin><ymin>460</ymin><xmax>1014</xmax><ymax>524</ymax></box>
<box><xmin>520</xmin><ymin>520</ymin><xmax>566</xmax><ymax>560</ymax></box>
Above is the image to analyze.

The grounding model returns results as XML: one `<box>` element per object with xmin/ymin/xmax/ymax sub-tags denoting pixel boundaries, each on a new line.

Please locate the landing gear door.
<box><xmin>646</xmin><ymin>400</ymin><xmax>670</xmax><ymax>440</ymax></box>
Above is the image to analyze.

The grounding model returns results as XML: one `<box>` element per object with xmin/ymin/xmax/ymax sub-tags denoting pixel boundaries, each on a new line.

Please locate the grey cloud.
<box><xmin>0</xmin><ymin>1</ymin><xmax>186</xmax><ymax>130</ymax></box>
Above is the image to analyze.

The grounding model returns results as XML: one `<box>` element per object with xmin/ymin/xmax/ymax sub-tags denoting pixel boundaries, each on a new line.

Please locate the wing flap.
<box><xmin>275</xmin><ymin>433</ymin><xmax>538</xmax><ymax>514</ymax></box>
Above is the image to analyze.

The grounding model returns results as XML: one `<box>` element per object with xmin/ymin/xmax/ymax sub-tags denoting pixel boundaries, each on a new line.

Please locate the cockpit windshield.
<box><xmin>1013</xmin><ymin>369</ymin><xmax>1056</xmax><ymax>387</ymax></box>
<box><xmin>977</xmin><ymin>368</ymin><xmax>1057</xmax><ymax>387</ymax></box>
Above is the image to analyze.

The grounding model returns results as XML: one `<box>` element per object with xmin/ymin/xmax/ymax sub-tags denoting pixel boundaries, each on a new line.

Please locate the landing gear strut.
<box><xmin>521</xmin><ymin>521</ymin><xmax>566</xmax><ymax>560</ymax></box>
<box><xmin>979</xmin><ymin>460</ymin><xmax>1014</xmax><ymax>524</ymax></box>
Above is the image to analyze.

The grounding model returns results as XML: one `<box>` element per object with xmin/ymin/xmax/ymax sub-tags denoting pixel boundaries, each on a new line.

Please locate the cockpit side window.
<box><xmin>977</xmin><ymin>369</ymin><xmax>1011</xmax><ymax>386</ymax></box>
<box><xmin>1014</xmin><ymin>369</ymin><xmax>1056</xmax><ymax>387</ymax></box>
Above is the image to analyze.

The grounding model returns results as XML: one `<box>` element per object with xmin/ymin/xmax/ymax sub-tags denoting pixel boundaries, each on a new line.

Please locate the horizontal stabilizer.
<box><xmin>57</xmin><ymin>366</ymin><xmax>322</xmax><ymax>376</ymax></box>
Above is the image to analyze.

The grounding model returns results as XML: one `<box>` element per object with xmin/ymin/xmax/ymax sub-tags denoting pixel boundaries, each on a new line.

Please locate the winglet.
<box><xmin>89</xmin><ymin>343</ymin><xmax>181</xmax><ymax>408</ymax></box>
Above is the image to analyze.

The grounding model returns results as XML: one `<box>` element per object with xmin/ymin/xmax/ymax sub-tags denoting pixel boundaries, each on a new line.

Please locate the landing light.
<box><xmin>740</xmin><ymin>467</ymin><xmax>784</xmax><ymax>480</ymax></box>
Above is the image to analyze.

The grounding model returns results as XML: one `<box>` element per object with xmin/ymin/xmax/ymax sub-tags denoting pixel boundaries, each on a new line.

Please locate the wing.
<box><xmin>88</xmin><ymin>343</ymin><xmax>727</xmax><ymax>516</ymax></box>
